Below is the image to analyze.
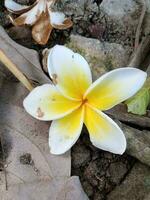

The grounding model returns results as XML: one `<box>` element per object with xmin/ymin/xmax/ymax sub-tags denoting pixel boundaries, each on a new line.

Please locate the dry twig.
<box><xmin>105</xmin><ymin>104</ymin><xmax>150</xmax><ymax>129</ymax></box>
<box><xmin>134</xmin><ymin>0</ymin><xmax>146</xmax><ymax>49</ymax></box>
<box><xmin>129</xmin><ymin>35</ymin><xmax>150</xmax><ymax>67</ymax></box>
<box><xmin>0</xmin><ymin>50</ymin><xmax>33</xmax><ymax>91</ymax></box>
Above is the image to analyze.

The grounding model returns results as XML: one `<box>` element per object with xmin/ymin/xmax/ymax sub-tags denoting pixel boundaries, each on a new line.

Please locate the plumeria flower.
<box><xmin>23</xmin><ymin>45</ymin><xmax>147</xmax><ymax>155</ymax></box>
<box><xmin>5</xmin><ymin>0</ymin><xmax>73</xmax><ymax>45</ymax></box>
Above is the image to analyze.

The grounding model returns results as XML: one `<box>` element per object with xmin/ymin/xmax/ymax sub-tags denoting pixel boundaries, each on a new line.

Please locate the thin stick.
<box><xmin>0</xmin><ymin>50</ymin><xmax>33</xmax><ymax>91</ymax></box>
<box><xmin>134</xmin><ymin>0</ymin><xmax>146</xmax><ymax>49</ymax></box>
<box><xmin>129</xmin><ymin>35</ymin><xmax>150</xmax><ymax>67</ymax></box>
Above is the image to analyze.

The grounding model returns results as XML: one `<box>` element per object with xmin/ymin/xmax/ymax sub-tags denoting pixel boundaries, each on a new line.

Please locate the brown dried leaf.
<box><xmin>32</xmin><ymin>9</ymin><xmax>53</xmax><ymax>45</ymax></box>
<box><xmin>5</xmin><ymin>0</ymin><xmax>73</xmax><ymax>45</ymax></box>
<box><xmin>52</xmin><ymin>18</ymin><xmax>73</xmax><ymax>30</ymax></box>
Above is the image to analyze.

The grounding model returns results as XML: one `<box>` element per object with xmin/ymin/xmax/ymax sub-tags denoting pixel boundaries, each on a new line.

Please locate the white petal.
<box><xmin>49</xmin><ymin>11</ymin><xmax>73</xmax><ymax>30</ymax></box>
<box><xmin>23</xmin><ymin>84</ymin><xmax>81</xmax><ymax>121</ymax></box>
<box><xmin>25</xmin><ymin>1</ymin><xmax>46</xmax><ymax>25</ymax></box>
<box><xmin>47</xmin><ymin>45</ymin><xmax>92</xmax><ymax>100</ymax></box>
<box><xmin>84</xmin><ymin>105</ymin><xmax>126</xmax><ymax>154</ymax></box>
<box><xmin>84</xmin><ymin>67</ymin><xmax>147</xmax><ymax>110</ymax></box>
<box><xmin>5</xmin><ymin>0</ymin><xmax>29</xmax><ymax>13</ymax></box>
<box><xmin>50</xmin><ymin>11</ymin><xmax>65</xmax><ymax>26</ymax></box>
<box><xmin>49</xmin><ymin>107</ymin><xmax>84</xmax><ymax>155</ymax></box>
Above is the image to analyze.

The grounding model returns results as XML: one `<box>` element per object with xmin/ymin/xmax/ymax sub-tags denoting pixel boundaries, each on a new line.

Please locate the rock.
<box><xmin>72</xmin><ymin>142</ymin><xmax>91</xmax><ymax>168</ymax></box>
<box><xmin>107</xmin><ymin>162</ymin><xmax>150</xmax><ymax>200</ymax></box>
<box><xmin>59</xmin><ymin>0</ymin><xmax>99</xmax><ymax>36</ymax></box>
<box><xmin>122</xmin><ymin>124</ymin><xmax>150</xmax><ymax>167</ymax></box>
<box><xmin>67</xmin><ymin>34</ymin><xmax>130</xmax><ymax>79</ymax></box>
<box><xmin>93</xmin><ymin>191</ymin><xmax>105</xmax><ymax>200</ymax></box>
<box><xmin>84</xmin><ymin>161</ymin><xmax>99</xmax><ymax>187</ymax></box>
<box><xmin>144</xmin><ymin>193</ymin><xmax>150</xmax><ymax>200</ymax></box>
<box><xmin>83</xmin><ymin>155</ymin><xmax>131</xmax><ymax>191</ymax></box>
<box><xmin>61</xmin><ymin>0</ymin><xmax>98</xmax><ymax>18</ymax></box>
<box><xmin>99</xmin><ymin>0</ymin><xmax>141</xmax><ymax>46</ymax></box>
<box><xmin>107</xmin><ymin>162</ymin><xmax>128</xmax><ymax>184</ymax></box>
<box><xmin>100</xmin><ymin>0</ymin><xmax>138</xmax><ymax>21</ymax></box>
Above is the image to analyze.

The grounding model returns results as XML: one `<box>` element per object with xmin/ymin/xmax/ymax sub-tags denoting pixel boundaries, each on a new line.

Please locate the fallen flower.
<box><xmin>5</xmin><ymin>0</ymin><xmax>73</xmax><ymax>45</ymax></box>
<box><xmin>23</xmin><ymin>45</ymin><xmax>147</xmax><ymax>155</ymax></box>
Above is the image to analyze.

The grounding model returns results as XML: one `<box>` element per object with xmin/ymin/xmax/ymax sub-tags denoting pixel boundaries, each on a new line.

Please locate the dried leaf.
<box><xmin>0</xmin><ymin>74</ymin><xmax>88</xmax><ymax>200</ymax></box>
<box><xmin>0</xmin><ymin>25</ymin><xmax>50</xmax><ymax>84</ymax></box>
<box><xmin>32</xmin><ymin>9</ymin><xmax>53</xmax><ymax>45</ymax></box>
<box><xmin>5</xmin><ymin>0</ymin><xmax>33</xmax><ymax>14</ymax></box>
<box><xmin>0</xmin><ymin>176</ymin><xmax>88</xmax><ymax>200</ymax></box>
<box><xmin>5</xmin><ymin>0</ymin><xmax>73</xmax><ymax>45</ymax></box>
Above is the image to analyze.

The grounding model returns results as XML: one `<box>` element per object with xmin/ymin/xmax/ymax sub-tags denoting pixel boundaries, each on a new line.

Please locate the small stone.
<box><xmin>97</xmin><ymin>176</ymin><xmax>105</xmax><ymax>192</ymax></box>
<box><xmin>93</xmin><ymin>191</ymin><xmax>105</xmax><ymax>200</ymax></box>
<box><xmin>103</xmin><ymin>152</ymin><xmax>113</xmax><ymax>160</ymax></box>
<box><xmin>84</xmin><ymin>161</ymin><xmax>99</xmax><ymax>186</ymax></box>
<box><xmin>107</xmin><ymin>162</ymin><xmax>128</xmax><ymax>184</ymax></box>
<box><xmin>107</xmin><ymin>162</ymin><xmax>150</xmax><ymax>200</ymax></box>
<box><xmin>61</xmin><ymin>0</ymin><xmax>99</xmax><ymax>18</ymax></box>
<box><xmin>100</xmin><ymin>0</ymin><xmax>139</xmax><ymax>20</ymax></box>
<box><xmin>89</xmin><ymin>23</ymin><xmax>105</xmax><ymax>40</ymax></box>
<box><xmin>105</xmin><ymin>180</ymin><xmax>114</xmax><ymax>194</ymax></box>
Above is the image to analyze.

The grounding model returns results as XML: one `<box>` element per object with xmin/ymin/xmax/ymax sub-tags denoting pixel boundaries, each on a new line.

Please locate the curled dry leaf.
<box><xmin>5</xmin><ymin>0</ymin><xmax>73</xmax><ymax>45</ymax></box>
<box><xmin>42</xmin><ymin>48</ymin><xmax>51</xmax><ymax>73</ymax></box>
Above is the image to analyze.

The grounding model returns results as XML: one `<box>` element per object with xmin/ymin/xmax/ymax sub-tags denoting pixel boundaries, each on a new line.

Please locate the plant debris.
<box><xmin>20</xmin><ymin>153</ymin><xmax>34</xmax><ymax>165</ymax></box>
<box><xmin>5</xmin><ymin>0</ymin><xmax>73</xmax><ymax>45</ymax></box>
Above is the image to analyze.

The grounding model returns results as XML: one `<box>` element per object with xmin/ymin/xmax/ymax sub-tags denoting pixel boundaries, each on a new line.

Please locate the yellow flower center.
<box><xmin>81</xmin><ymin>98</ymin><xmax>88</xmax><ymax>106</ymax></box>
